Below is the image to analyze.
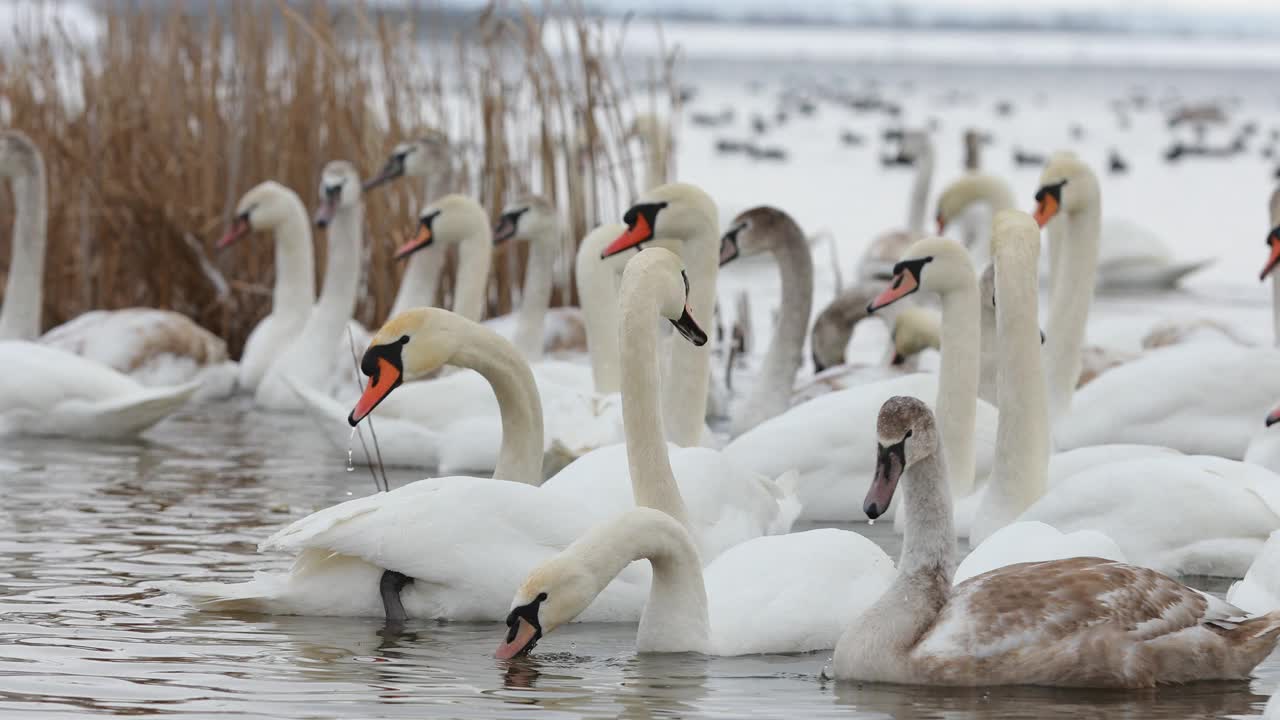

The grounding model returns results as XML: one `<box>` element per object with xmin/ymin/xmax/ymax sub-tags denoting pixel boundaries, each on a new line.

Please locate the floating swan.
<box><xmin>833</xmin><ymin>395</ymin><xmax>1280</xmax><ymax>688</ymax></box>
<box><xmin>724</xmin><ymin>237</ymin><xmax>997</xmax><ymax>522</ymax></box>
<box><xmin>392</xmin><ymin>195</ymin><xmax>491</xmax><ymax>323</ymax></box>
<box><xmin>793</xmin><ymin>308</ymin><xmax>938</xmax><ymax>404</ymax></box>
<box><xmin>0</xmin><ymin>340</ymin><xmax>198</xmax><ymax>438</ymax></box>
<box><xmin>156</xmin><ymin>248</ymin><xmax>786</xmax><ymax>620</ymax></box>
<box><xmin>219</xmin><ymin>181</ymin><xmax>316</xmax><ymax>392</ymax></box>
<box><xmin>256</xmin><ymin>161</ymin><xmax>369</xmax><ymax>410</ymax></box>
<box><xmin>1052</xmin><ymin>159</ymin><xmax>1280</xmax><ymax>457</ymax></box>
<box><xmin>1228</xmin><ymin>530</ymin><xmax>1280</xmax><ymax>614</ymax></box>
<box><xmin>0</xmin><ymin>130</ymin><xmax>233</xmax><ymax>396</ymax></box>
<box><xmin>718</xmin><ymin>206</ymin><xmax>812</xmax><ymax>434</ymax></box>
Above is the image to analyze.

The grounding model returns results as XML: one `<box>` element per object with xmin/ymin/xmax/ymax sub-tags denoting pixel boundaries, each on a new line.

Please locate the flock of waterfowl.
<box><xmin>6</xmin><ymin>114</ymin><xmax>1280</xmax><ymax>691</ymax></box>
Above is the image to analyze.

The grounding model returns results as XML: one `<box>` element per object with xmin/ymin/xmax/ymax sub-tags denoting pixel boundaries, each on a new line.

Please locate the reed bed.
<box><xmin>0</xmin><ymin>1</ymin><xmax>677</xmax><ymax>354</ymax></box>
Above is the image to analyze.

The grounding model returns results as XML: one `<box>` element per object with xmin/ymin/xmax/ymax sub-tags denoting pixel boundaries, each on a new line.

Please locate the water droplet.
<box><xmin>820</xmin><ymin>657</ymin><xmax>833</xmax><ymax>681</ymax></box>
<box><xmin>868</xmin><ymin>518</ymin><xmax>876</xmax><ymax>526</ymax></box>
<box><xmin>347</xmin><ymin>427</ymin><xmax>358</xmax><ymax>472</ymax></box>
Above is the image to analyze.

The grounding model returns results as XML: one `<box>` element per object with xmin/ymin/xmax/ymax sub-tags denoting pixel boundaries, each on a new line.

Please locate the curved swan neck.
<box><xmin>451</xmin><ymin>323</ymin><xmax>545</xmax><ymax>484</ymax></box>
<box><xmin>272</xmin><ymin>198</ymin><xmax>317</xmax><ymax>323</ymax></box>
<box><xmin>906</xmin><ymin>143</ymin><xmax>935</xmax><ymax>236</ymax></box>
<box><xmin>935</xmin><ymin>274</ymin><xmax>981</xmax><ymax>496</ymax></box>
<box><xmin>567</xmin><ymin>508</ymin><xmax>709</xmax><ymax>652</ymax></box>
<box><xmin>315</xmin><ymin>201</ymin><xmax>362</xmax><ymax>323</ymax></box>
<box><xmin>391</xmin><ymin>247</ymin><xmax>444</xmax><ymax>318</ymax></box>
<box><xmin>978</xmin><ymin>296</ymin><xmax>998</xmax><ymax>407</ymax></box>
<box><xmin>576</xmin><ymin>234</ymin><xmax>622</xmax><ymax>394</ymax></box>
<box><xmin>619</xmin><ymin>267</ymin><xmax>692</xmax><ymax>527</ymax></box>
<box><xmin>0</xmin><ymin>167</ymin><xmax>47</xmax><ymax>340</ymax></box>
<box><xmin>452</xmin><ymin>231</ymin><xmax>492</xmax><ymax>322</ymax></box>
<box><xmin>973</xmin><ymin>229</ymin><xmax>1050</xmax><ymax>543</ymax></box>
<box><xmin>662</xmin><ymin>226</ymin><xmax>718</xmax><ymax>447</ymax></box>
<box><xmin>732</xmin><ymin>222</ymin><xmax>814</xmax><ymax>434</ymax></box>
<box><xmin>1044</xmin><ymin>191</ymin><xmax>1100</xmax><ymax>422</ymax></box>
<box><xmin>514</xmin><ymin>233</ymin><xmax>556</xmax><ymax>361</ymax></box>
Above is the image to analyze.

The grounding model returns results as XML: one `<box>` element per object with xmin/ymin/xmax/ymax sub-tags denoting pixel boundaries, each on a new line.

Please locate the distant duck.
<box><xmin>1013</xmin><ymin>147</ymin><xmax>1045</xmax><ymax>167</ymax></box>
<box><xmin>1108</xmin><ymin>149</ymin><xmax>1128</xmax><ymax>174</ymax></box>
<box><xmin>839</xmin><ymin>130</ymin><xmax>865</xmax><ymax>147</ymax></box>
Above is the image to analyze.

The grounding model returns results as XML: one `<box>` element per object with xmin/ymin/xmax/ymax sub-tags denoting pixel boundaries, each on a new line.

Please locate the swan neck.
<box><xmin>906</xmin><ymin>148</ymin><xmax>935</xmax><ymax>236</ymax></box>
<box><xmin>662</xmin><ymin>226</ymin><xmax>718</xmax><ymax>447</ymax></box>
<box><xmin>452</xmin><ymin>325</ymin><xmax>545</xmax><ymax>484</ymax></box>
<box><xmin>934</xmin><ymin>276</ymin><xmax>981</xmax><ymax>496</ymax></box>
<box><xmin>1044</xmin><ymin>199</ymin><xmax>1099</xmax><ymax>422</ymax></box>
<box><xmin>315</xmin><ymin>202</ymin><xmax>362</xmax><ymax>324</ymax></box>
<box><xmin>452</xmin><ymin>232</ymin><xmax>491</xmax><ymax>322</ymax></box>
<box><xmin>272</xmin><ymin>202</ymin><xmax>317</xmax><ymax>323</ymax></box>
<box><xmin>391</xmin><ymin>246</ymin><xmax>443</xmax><ymax>318</ymax></box>
<box><xmin>619</xmin><ymin>269</ymin><xmax>691</xmax><ymax>527</ymax></box>
<box><xmin>514</xmin><ymin>234</ymin><xmax>555</xmax><ymax>361</ymax></box>
<box><xmin>576</xmin><ymin>243</ymin><xmax>621</xmax><ymax>394</ymax></box>
<box><xmin>0</xmin><ymin>171</ymin><xmax>47</xmax><ymax>340</ymax></box>
<box><xmin>974</xmin><ymin>240</ymin><xmax>1050</xmax><ymax>543</ymax></box>
<box><xmin>732</xmin><ymin>224</ymin><xmax>813</xmax><ymax>434</ymax></box>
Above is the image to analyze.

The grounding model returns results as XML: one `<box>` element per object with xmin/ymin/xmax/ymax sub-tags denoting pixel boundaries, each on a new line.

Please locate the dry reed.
<box><xmin>0</xmin><ymin>1</ymin><xmax>676</xmax><ymax>354</ymax></box>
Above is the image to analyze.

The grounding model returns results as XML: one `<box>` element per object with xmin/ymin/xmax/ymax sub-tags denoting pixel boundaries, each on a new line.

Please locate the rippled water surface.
<box><xmin>2</xmin><ymin>399</ymin><xmax>1277</xmax><ymax>719</ymax></box>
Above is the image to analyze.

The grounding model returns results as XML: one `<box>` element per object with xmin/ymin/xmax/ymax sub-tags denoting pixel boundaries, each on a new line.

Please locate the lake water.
<box><xmin>6</xmin><ymin>26</ymin><xmax>1280</xmax><ymax>720</ymax></box>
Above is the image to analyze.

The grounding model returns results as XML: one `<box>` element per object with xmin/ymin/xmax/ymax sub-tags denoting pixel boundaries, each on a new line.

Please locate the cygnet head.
<box><xmin>363</xmin><ymin>131</ymin><xmax>450</xmax><ymax>191</ymax></box>
<box><xmin>394</xmin><ymin>194</ymin><xmax>489</xmax><ymax>261</ymax></box>
<box><xmin>0</xmin><ymin>130</ymin><xmax>42</xmax><ymax>179</ymax></box>
<box><xmin>890</xmin><ymin>307</ymin><xmax>940</xmax><ymax>365</ymax></box>
<box><xmin>218</xmin><ymin>181</ymin><xmax>305</xmax><ymax>249</ymax></box>
<box><xmin>718</xmin><ymin>205</ymin><xmax>802</xmax><ymax>266</ymax></box>
<box><xmin>1033</xmin><ymin>151</ymin><xmax>1098</xmax><ymax>228</ymax></box>
<box><xmin>493</xmin><ymin>196</ymin><xmax>560</xmax><ymax>247</ymax></box>
<box><xmin>346</xmin><ymin>307</ymin><xmax>477</xmax><ymax>425</ymax></box>
<box><xmin>600</xmin><ymin>183</ymin><xmax>718</xmax><ymax>261</ymax></box>
<box><xmin>865</xmin><ymin>395</ymin><xmax>940</xmax><ymax>520</ymax></box>
<box><xmin>866</xmin><ymin>236</ymin><xmax>975</xmax><ymax>314</ymax></box>
<box><xmin>314</xmin><ymin>160</ymin><xmax>362</xmax><ymax>228</ymax></box>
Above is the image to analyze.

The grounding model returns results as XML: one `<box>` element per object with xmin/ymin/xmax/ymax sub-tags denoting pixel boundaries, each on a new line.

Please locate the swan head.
<box><xmin>394</xmin><ymin>194</ymin><xmax>489</xmax><ymax>261</ymax></box>
<box><xmin>496</xmin><ymin>559</ymin><xmax>599</xmax><ymax>659</ymax></box>
<box><xmin>865</xmin><ymin>395</ymin><xmax>939</xmax><ymax>519</ymax></box>
<box><xmin>1033</xmin><ymin>152</ymin><xmax>1098</xmax><ymax>228</ymax></box>
<box><xmin>0</xmin><ymin>130</ymin><xmax>41</xmax><ymax>179</ymax></box>
<box><xmin>935</xmin><ymin>173</ymin><xmax>1010</xmax><ymax>234</ymax></box>
<box><xmin>621</xmin><ymin>247</ymin><xmax>708</xmax><ymax>346</ymax></box>
<box><xmin>218</xmin><ymin>181</ymin><xmax>304</xmax><ymax>249</ymax></box>
<box><xmin>1267</xmin><ymin>405</ymin><xmax>1280</xmax><ymax>428</ymax></box>
<box><xmin>890</xmin><ymin>307</ymin><xmax>940</xmax><ymax>365</ymax></box>
<box><xmin>719</xmin><ymin>206</ymin><xmax>802</xmax><ymax>266</ymax></box>
<box><xmin>314</xmin><ymin>161</ymin><xmax>362</xmax><ymax>228</ymax></box>
<box><xmin>867</xmin><ymin>237</ymin><xmax>973</xmax><ymax>313</ymax></box>
<box><xmin>494</xmin><ymin>196</ymin><xmax>559</xmax><ymax>247</ymax></box>
<box><xmin>601</xmin><ymin>183</ymin><xmax>718</xmax><ymax>260</ymax></box>
<box><xmin>363</xmin><ymin>132</ymin><xmax>450</xmax><ymax>191</ymax></box>
<box><xmin>347</xmin><ymin>308</ymin><xmax>470</xmax><ymax>425</ymax></box>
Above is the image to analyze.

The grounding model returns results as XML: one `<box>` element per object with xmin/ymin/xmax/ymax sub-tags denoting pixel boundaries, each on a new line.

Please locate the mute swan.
<box><xmin>393</xmin><ymin>195</ymin><xmax>491</xmax><ymax>322</ymax></box>
<box><xmin>0</xmin><ymin>130</ymin><xmax>233</xmax><ymax>395</ymax></box>
<box><xmin>363</xmin><ymin>135</ymin><xmax>454</xmax><ymax>319</ymax></box>
<box><xmin>256</xmin><ymin>161</ymin><xmax>368</xmax><ymax>410</ymax></box>
<box><xmin>600</xmin><ymin>183</ymin><xmax>721</xmax><ymax>447</ymax></box>
<box><xmin>486</xmin><ymin>197</ymin><xmax>587</xmax><ymax>361</ymax></box>
<box><xmin>718</xmin><ymin>206</ymin><xmax>812</xmax><ymax>434</ymax></box>
<box><xmin>794</xmin><ymin>307</ymin><xmax>938</xmax><ymax>404</ymax></box>
<box><xmin>0</xmin><ymin>341</ymin><xmax>198</xmax><ymax>438</ymax></box>
<box><xmin>834</xmin><ymin>396</ymin><xmax>1280</xmax><ymax>688</ymax></box>
<box><xmin>495</xmin><ymin>251</ymin><xmax>893</xmax><ymax>659</ymax></box>
<box><xmin>1227</xmin><ymin>530</ymin><xmax>1280</xmax><ymax>614</ymax></box>
<box><xmin>810</xmin><ymin>286</ymin><xmax>879</xmax><ymax>374</ymax></box>
<box><xmin>1052</xmin><ymin>159</ymin><xmax>1280</xmax><ymax>457</ymax></box>
<box><xmin>1245</xmin><ymin>404</ymin><xmax>1280</xmax><ymax>473</ymax></box>
<box><xmin>575</xmin><ymin>223</ymin><xmax>629</xmax><ymax>394</ymax></box>
<box><xmin>157</xmin><ymin>249</ymin><xmax>784</xmax><ymax>620</ymax></box>
<box><xmin>855</xmin><ymin>130</ymin><xmax>934</xmax><ymax>283</ymax></box>
<box><xmin>219</xmin><ymin>181</ymin><xmax>315</xmax><ymax>392</ymax></box>
<box><xmin>724</xmin><ymin>237</ymin><xmax>997</xmax><ymax>522</ymax></box>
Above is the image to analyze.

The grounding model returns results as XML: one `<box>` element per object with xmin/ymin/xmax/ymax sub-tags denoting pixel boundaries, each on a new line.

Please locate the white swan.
<box><xmin>717</xmin><ymin>206</ymin><xmax>812</xmax><ymax>434</ymax></box>
<box><xmin>256</xmin><ymin>161</ymin><xmax>368</xmax><ymax>410</ymax></box>
<box><xmin>1227</xmin><ymin>530</ymin><xmax>1280</xmax><ymax>614</ymax></box>
<box><xmin>0</xmin><ymin>130</ymin><xmax>233</xmax><ymax>395</ymax></box>
<box><xmin>793</xmin><ymin>307</ymin><xmax>938</xmax><ymax>404</ymax></box>
<box><xmin>392</xmin><ymin>194</ymin><xmax>491</xmax><ymax>323</ymax></box>
<box><xmin>724</xmin><ymin>237</ymin><xmax>996</xmax><ymax>523</ymax></box>
<box><xmin>575</xmin><ymin>223</ymin><xmax>629</xmax><ymax>394</ymax></box>
<box><xmin>1049</xmin><ymin>156</ymin><xmax>1280</xmax><ymax>457</ymax></box>
<box><xmin>834</xmin><ymin>395</ymin><xmax>1280</xmax><ymax>688</ymax></box>
<box><xmin>855</xmin><ymin>130</ymin><xmax>933</xmax><ymax>283</ymax></box>
<box><xmin>0</xmin><ymin>340</ymin><xmax>198</xmax><ymax>438</ymax></box>
<box><xmin>598</xmin><ymin>183</ymin><xmax>721</xmax><ymax>447</ymax></box>
<box><xmin>219</xmin><ymin>181</ymin><xmax>315</xmax><ymax>392</ymax></box>
<box><xmin>156</xmin><ymin>249</ymin><xmax>786</xmax><ymax>620</ymax></box>
<box><xmin>486</xmin><ymin>197</ymin><xmax>587</xmax><ymax>361</ymax></box>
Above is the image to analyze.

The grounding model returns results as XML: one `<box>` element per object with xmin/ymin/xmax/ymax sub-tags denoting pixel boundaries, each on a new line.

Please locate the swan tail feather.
<box><xmin>70</xmin><ymin>380</ymin><xmax>200</xmax><ymax>437</ymax></box>
<box><xmin>1098</xmin><ymin>258</ymin><xmax>1214</xmax><ymax>291</ymax></box>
